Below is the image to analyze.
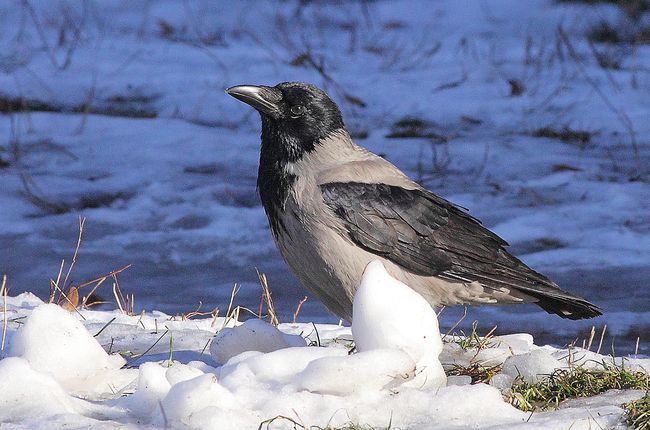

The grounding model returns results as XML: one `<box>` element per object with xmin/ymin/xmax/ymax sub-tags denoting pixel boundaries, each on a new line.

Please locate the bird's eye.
<box><xmin>290</xmin><ymin>105</ymin><xmax>305</xmax><ymax>117</ymax></box>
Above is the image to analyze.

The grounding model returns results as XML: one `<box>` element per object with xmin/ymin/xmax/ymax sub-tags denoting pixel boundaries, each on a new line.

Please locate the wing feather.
<box><xmin>320</xmin><ymin>181</ymin><xmax>601</xmax><ymax>319</ymax></box>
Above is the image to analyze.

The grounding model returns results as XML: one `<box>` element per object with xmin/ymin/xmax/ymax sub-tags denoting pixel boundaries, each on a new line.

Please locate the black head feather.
<box><xmin>260</xmin><ymin>82</ymin><xmax>344</xmax><ymax>162</ymax></box>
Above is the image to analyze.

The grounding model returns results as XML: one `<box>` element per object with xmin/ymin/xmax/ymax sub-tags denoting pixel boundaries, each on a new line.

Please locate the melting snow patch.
<box><xmin>502</xmin><ymin>348</ymin><xmax>567</xmax><ymax>383</ymax></box>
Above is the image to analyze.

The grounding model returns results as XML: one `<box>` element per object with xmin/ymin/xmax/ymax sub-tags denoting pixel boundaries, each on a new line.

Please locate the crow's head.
<box><xmin>227</xmin><ymin>82</ymin><xmax>344</xmax><ymax>161</ymax></box>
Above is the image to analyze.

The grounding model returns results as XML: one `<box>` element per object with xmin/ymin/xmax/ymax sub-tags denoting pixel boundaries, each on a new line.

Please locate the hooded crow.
<box><xmin>226</xmin><ymin>82</ymin><xmax>601</xmax><ymax>321</ymax></box>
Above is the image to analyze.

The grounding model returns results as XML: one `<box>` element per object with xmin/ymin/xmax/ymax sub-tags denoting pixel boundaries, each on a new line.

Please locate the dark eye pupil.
<box><xmin>291</xmin><ymin>105</ymin><xmax>304</xmax><ymax>115</ymax></box>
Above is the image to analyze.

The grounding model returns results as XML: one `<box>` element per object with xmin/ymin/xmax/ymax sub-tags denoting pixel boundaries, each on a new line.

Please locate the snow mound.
<box><xmin>502</xmin><ymin>348</ymin><xmax>566</xmax><ymax>383</ymax></box>
<box><xmin>161</xmin><ymin>373</ymin><xmax>241</xmax><ymax>428</ymax></box>
<box><xmin>0</xmin><ymin>357</ymin><xmax>90</xmax><ymax>421</ymax></box>
<box><xmin>219</xmin><ymin>346</ymin><xmax>345</xmax><ymax>387</ymax></box>
<box><xmin>295</xmin><ymin>348</ymin><xmax>416</xmax><ymax>395</ymax></box>
<box><xmin>493</xmin><ymin>333</ymin><xmax>534</xmax><ymax>355</ymax></box>
<box><xmin>7</xmin><ymin>304</ymin><xmax>128</xmax><ymax>395</ymax></box>
<box><xmin>353</xmin><ymin>260</ymin><xmax>446</xmax><ymax>388</ymax></box>
<box><xmin>209</xmin><ymin>318</ymin><xmax>306</xmax><ymax>364</ymax></box>
<box><xmin>126</xmin><ymin>362</ymin><xmax>172</xmax><ymax>416</ymax></box>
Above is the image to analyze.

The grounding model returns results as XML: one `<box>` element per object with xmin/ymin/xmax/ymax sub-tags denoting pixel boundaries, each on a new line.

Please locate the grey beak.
<box><xmin>226</xmin><ymin>85</ymin><xmax>282</xmax><ymax>116</ymax></box>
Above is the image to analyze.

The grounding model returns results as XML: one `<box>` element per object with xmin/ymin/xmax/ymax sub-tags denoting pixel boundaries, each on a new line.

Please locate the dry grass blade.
<box><xmin>258</xmin><ymin>415</ymin><xmax>306</xmax><ymax>430</ymax></box>
<box><xmin>50</xmin><ymin>259</ymin><xmax>65</xmax><ymax>303</ymax></box>
<box><xmin>443</xmin><ymin>306</ymin><xmax>468</xmax><ymax>341</ymax></box>
<box><xmin>311</xmin><ymin>322</ymin><xmax>321</xmax><ymax>348</ymax></box>
<box><xmin>62</xmin><ymin>217</ymin><xmax>85</xmax><ymax>291</ymax></box>
<box><xmin>436</xmin><ymin>305</ymin><xmax>446</xmax><ymax>318</ymax></box>
<box><xmin>183</xmin><ymin>301</ymin><xmax>203</xmax><ymax>320</ymax></box>
<box><xmin>625</xmin><ymin>392</ymin><xmax>650</xmax><ymax>430</ymax></box>
<box><xmin>219</xmin><ymin>283</ymin><xmax>240</xmax><ymax>331</ymax></box>
<box><xmin>112</xmin><ymin>282</ymin><xmax>129</xmax><ymax>315</ymax></box>
<box><xmin>110</xmin><ymin>272</ymin><xmax>135</xmax><ymax>316</ymax></box>
<box><xmin>470</xmin><ymin>325</ymin><xmax>498</xmax><ymax>363</ymax></box>
<box><xmin>293</xmin><ymin>296</ymin><xmax>308</xmax><ymax>323</ymax></box>
<box><xmin>78</xmin><ymin>264</ymin><xmax>132</xmax><ymax>309</ymax></box>
<box><xmin>47</xmin><ymin>217</ymin><xmax>101</xmax><ymax>316</ymax></box>
<box><xmin>81</xmin><ymin>276</ymin><xmax>106</xmax><ymax>308</ymax></box>
<box><xmin>1</xmin><ymin>274</ymin><xmax>7</xmax><ymax>353</ymax></box>
<box><xmin>182</xmin><ymin>302</ymin><xmax>218</xmax><ymax>321</ymax></box>
<box><xmin>77</xmin><ymin>264</ymin><xmax>132</xmax><ymax>290</ymax></box>
<box><xmin>93</xmin><ymin>317</ymin><xmax>117</xmax><ymax>338</ymax></box>
<box><xmin>587</xmin><ymin>326</ymin><xmax>596</xmax><ymax>351</ymax></box>
<box><xmin>596</xmin><ymin>324</ymin><xmax>608</xmax><ymax>355</ymax></box>
<box><xmin>257</xmin><ymin>269</ymin><xmax>279</xmax><ymax>326</ymax></box>
<box><xmin>130</xmin><ymin>329</ymin><xmax>169</xmax><ymax>361</ymax></box>
<box><xmin>209</xmin><ymin>308</ymin><xmax>220</xmax><ymax>329</ymax></box>
<box><xmin>21</xmin><ymin>0</ymin><xmax>84</xmax><ymax>70</ymax></box>
<box><xmin>112</xmin><ymin>282</ymin><xmax>124</xmax><ymax>314</ymax></box>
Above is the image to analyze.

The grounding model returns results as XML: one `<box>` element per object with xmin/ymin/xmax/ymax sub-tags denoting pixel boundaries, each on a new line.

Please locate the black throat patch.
<box><xmin>257</xmin><ymin>120</ymin><xmax>311</xmax><ymax>238</ymax></box>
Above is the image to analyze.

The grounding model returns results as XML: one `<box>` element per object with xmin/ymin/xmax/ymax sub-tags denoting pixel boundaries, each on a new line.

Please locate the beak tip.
<box><xmin>224</xmin><ymin>85</ymin><xmax>281</xmax><ymax>115</ymax></box>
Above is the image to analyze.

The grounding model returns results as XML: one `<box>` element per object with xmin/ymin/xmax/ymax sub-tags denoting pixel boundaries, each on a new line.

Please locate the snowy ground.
<box><xmin>1</xmin><ymin>270</ymin><xmax>648</xmax><ymax>429</ymax></box>
<box><xmin>1</xmin><ymin>0</ymin><xmax>649</xmax><ymax>356</ymax></box>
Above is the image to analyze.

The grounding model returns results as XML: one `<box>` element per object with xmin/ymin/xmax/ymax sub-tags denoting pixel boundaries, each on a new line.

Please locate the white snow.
<box><xmin>294</xmin><ymin>348</ymin><xmax>416</xmax><ymax>395</ymax></box>
<box><xmin>502</xmin><ymin>349</ymin><xmax>566</xmax><ymax>383</ymax></box>
<box><xmin>1</xmin><ymin>284</ymin><xmax>648</xmax><ymax>429</ymax></box>
<box><xmin>160</xmin><ymin>373</ymin><xmax>242</xmax><ymax>428</ymax></box>
<box><xmin>353</xmin><ymin>260</ymin><xmax>446</xmax><ymax>389</ymax></box>
<box><xmin>6</xmin><ymin>304</ymin><xmax>127</xmax><ymax>394</ymax></box>
<box><xmin>209</xmin><ymin>318</ymin><xmax>306</xmax><ymax>364</ymax></box>
<box><xmin>0</xmin><ymin>357</ymin><xmax>92</xmax><ymax>422</ymax></box>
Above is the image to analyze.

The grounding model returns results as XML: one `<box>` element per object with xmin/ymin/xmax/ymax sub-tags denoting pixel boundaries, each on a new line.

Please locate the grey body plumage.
<box><xmin>226</xmin><ymin>82</ymin><xmax>601</xmax><ymax>321</ymax></box>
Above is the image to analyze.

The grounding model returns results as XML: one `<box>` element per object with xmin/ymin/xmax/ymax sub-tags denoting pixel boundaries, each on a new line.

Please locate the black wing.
<box><xmin>320</xmin><ymin>182</ymin><xmax>601</xmax><ymax>320</ymax></box>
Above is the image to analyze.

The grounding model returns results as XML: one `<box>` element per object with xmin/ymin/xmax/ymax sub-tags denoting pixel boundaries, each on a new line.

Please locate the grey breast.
<box><xmin>270</xmin><ymin>131</ymin><xmax>429</xmax><ymax>320</ymax></box>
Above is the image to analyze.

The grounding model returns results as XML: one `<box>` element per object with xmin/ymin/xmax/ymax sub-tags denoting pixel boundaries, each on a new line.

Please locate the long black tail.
<box><xmin>478</xmin><ymin>247</ymin><xmax>603</xmax><ymax>320</ymax></box>
<box><xmin>514</xmin><ymin>285</ymin><xmax>602</xmax><ymax>320</ymax></box>
<box><xmin>444</xmin><ymin>251</ymin><xmax>603</xmax><ymax>320</ymax></box>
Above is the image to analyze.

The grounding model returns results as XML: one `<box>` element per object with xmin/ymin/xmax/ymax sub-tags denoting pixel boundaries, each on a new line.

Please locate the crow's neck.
<box><xmin>257</xmin><ymin>126</ymin><xmax>314</xmax><ymax>238</ymax></box>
